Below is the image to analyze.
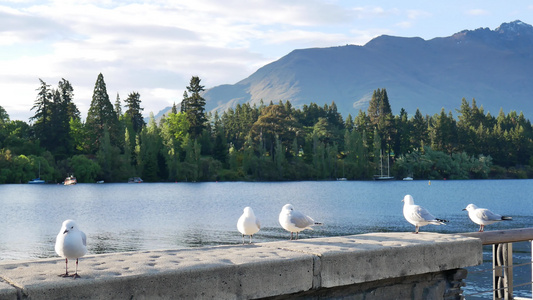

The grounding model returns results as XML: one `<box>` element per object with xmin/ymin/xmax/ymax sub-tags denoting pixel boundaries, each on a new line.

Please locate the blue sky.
<box><xmin>1</xmin><ymin>0</ymin><xmax>532</xmax><ymax>121</ymax></box>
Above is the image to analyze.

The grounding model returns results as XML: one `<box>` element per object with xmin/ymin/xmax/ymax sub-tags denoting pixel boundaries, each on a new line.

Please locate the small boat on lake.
<box><xmin>28</xmin><ymin>162</ymin><xmax>45</xmax><ymax>184</ymax></box>
<box><xmin>374</xmin><ymin>150</ymin><xmax>394</xmax><ymax>181</ymax></box>
<box><xmin>28</xmin><ymin>178</ymin><xmax>45</xmax><ymax>184</ymax></box>
<box><xmin>64</xmin><ymin>175</ymin><xmax>77</xmax><ymax>185</ymax></box>
<box><xmin>403</xmin><ymin>177</ymin><xmax>414</xmax><ymax>181</ymax></box>
<box><xmin>128</xmin><ymin>177</ymin><xmax>143</xmax><ymax>183</ymax></box>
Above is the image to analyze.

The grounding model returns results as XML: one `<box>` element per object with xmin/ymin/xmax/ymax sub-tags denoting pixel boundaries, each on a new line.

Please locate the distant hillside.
<box><xmin>202</xmin><ymin>20</ymin><xmax>533</xmax><ymax>118</ymax></box>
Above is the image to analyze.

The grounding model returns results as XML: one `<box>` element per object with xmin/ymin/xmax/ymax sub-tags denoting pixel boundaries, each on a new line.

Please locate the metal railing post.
<box><xmin>493</xmin><ymin>243</ymin><xmax>513</xmax><ymax>300</ymax></box>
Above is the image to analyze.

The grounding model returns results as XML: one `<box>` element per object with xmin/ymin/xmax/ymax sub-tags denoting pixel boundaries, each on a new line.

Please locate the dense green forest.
<box><xmin>1</xmin><ymin>74</ymin><xmax>532</xmax><ymax>183</ymax></box>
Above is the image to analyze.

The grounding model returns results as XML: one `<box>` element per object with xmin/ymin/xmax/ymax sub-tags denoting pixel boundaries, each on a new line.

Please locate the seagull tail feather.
<box><xmin>501</xmin><ymin>216</ymin><xmax>512</xmax><ymax>221</ymax></box>
<box><xmin>314</xmin><ymin>222</ymin><xmax>323</xmax><ymax>226</ymax></box>
<box><xmin>435</xmin><ymin>218</ymin><xmax>448</xmax><ymax>224</ymax></box>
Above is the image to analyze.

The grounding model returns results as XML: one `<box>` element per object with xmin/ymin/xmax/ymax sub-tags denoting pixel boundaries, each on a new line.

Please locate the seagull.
<box><xmin>55</xmin><ymin>219</ymin><xmax>87</xmax><ymax>278</ymax></box>
<box><xmin>463</xmin><ymin>203</ymin><xmax>512</xmax><ymax>232</ymax></box>
<box><xmin>402</xmin><ymin>195</ymin><xmax>448</xmax><ymax>234</ymax></box>
<box><xmin>237</xmin><ymin>206</ymin><xmax>261</xmax><ymax>244</ymax></box>
<box><xmin>279</xmin><ymin>204</ymin><xmax>322</xmax><ymax>240</ymax></box>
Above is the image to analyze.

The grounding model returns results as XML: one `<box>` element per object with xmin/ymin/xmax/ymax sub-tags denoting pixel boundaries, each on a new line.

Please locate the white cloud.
<box><xmin>467</xmin><ymin>9</ymin><xmax>489</xmax><ymax>16</ymax></box>
<box><xmin>406</xmin><ymin>9</ymin><xmax>431</xmax><ymax>20</ymax></box>
<box><xmin>1</xmin><ymin>1</ymin><xmax>532</xmax><ymax>121</ymax></box>
<box><xmin>396</xmin><ymin>21</ymin><xmax>413</xmax><ymax>29</ymax></box>
<box><xmin>1</xmin><ymin>0</ymin><xmax>370</xmax><ymax>120</ymax></box>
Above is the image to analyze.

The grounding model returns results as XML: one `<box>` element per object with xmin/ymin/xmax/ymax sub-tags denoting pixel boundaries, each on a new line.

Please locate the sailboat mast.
<box><xmin>379</xmin><ymin>150</ymin><xmax>382</xmax><ymax>177</ymax></box>
<box><xmin>387</xmin><ymin>151</ymin><xmax>390</xmax><ymax>177</ymax></box>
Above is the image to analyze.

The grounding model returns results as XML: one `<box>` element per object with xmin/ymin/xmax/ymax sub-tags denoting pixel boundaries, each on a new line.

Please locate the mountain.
<box><xmin>202</xmin><ymin>20</ymin><xmax>533</xmax><ymax>118</ymax></box>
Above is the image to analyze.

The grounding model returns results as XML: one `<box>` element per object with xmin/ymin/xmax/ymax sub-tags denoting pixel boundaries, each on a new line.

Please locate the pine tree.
<box><xmin>86</xmin><ymin>73</ymin><xmax>119</xmax><ymax>153</ymax></box>
<box><xmin>410</xmin><ymin>109</ymin><xmax>427</xmax><ymax>150</ymax></box>
<box><xmin>49</xmin><ymin>89</ymin><xmax>69</xmax><ymax>158</ymax></box>
<box><xmin>367</xmin><ymin>88</ymin><xmax>393</xmax><ymax>153</ymax></box>
<box><xmin>181</xmin><ymin>76</ymin><xmax>207</xmax><ymax>137</ymax></box>
<box><xmin>30</xmin><ymin>79</ymin><xmax>53</xmax><ymax>149</ymax></box>
<box><xmin>0</xmin><ymin>105</ymin><xmax>9</xmax><ymax>124</ymax></box>
<box><xmin>114</xmin><ymin>93</ymin><xmax>122</xmax><ymax>117</ymax></box>
<box><xmin>124</xmin><ymin>92</ymin><xmax>145</xmax><ymax>133</ymax></box>
<box><xmin>58</xmin><ymin>78</ymin><xmax>80</xmax><ymax>121</ymax></box>
<box><xmin>171</xmin><ymin>102</ymin><xmax>178</xmax><ymax>114</ymax></box>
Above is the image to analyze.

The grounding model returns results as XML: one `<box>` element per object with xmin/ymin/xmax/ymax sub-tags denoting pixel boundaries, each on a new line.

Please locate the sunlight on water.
<box><xmin>0</xmin><ymin>179</ymin><xmax>532</xmax><ymax>295</ymax></box>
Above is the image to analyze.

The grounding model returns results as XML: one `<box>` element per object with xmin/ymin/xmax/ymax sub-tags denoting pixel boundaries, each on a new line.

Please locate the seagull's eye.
<box><xmin>71</xmin><ymin>226</ymin><xmax>74</xmax><ymax>229</ymax></box>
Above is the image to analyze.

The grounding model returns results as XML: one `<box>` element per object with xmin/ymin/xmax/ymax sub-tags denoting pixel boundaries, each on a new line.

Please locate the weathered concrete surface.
<box><xmin>264</xmin><ymin>268</ymin><xmax>469</xmax><ymax>300</ymax></box>
<box><xmin>262</xmin><ymin>232</ymin><xmax>482</xmax><ymax>288</ymax></box>
<box><xmin>0</xmin><ymin>280</ymin><xmax>17</xmax><ymax>300</ymax></box>
<box><xmin>0</xmin><ymin>246</ymin><xmax>313</xmax><ymax>299</ymax></box>
<box><xmin>0</xmin><ymin>233</ymin><xmax>482</xmax><ymax>300</ymax></box>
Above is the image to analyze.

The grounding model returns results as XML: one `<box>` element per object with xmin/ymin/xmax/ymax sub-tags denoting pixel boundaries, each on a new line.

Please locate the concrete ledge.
<box><xmin>0</xmin><ymin>233</ymin><xmax>482</xmax><ymax>299</ymax></box>
<box><xmin>262</xmin><ymin>232</ymin><xmax>482</xmax><ymax>288</ymax></box>
<box><xmin>0</xmin><ymin>280</ymin><xmax>17</xmax><ymax>300</ymax></box>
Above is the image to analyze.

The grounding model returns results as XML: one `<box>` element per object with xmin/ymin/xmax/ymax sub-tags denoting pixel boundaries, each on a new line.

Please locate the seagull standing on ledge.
<box><xmin>463</xmin><ymin>203</ymin><xmax>512</xmax><ymax>232</ymax></box>
<box><xmin>237</xmin><ymin>207</ymin><xmax>261</xmax><ymax>244</ymax></box>
<box><xmin>402</xmin><ymin>195</ymin><xmax>448</xmax><ymax>234</ymax></box>
<box><xmin>55</xmin><ymin>219</ymin><xmax>87</xmax><ymax>278</ymax></box>
<box><xmin>279</xmin><ymin>204</ymin><xmax>322</xmax><ymax>240</ymax></box>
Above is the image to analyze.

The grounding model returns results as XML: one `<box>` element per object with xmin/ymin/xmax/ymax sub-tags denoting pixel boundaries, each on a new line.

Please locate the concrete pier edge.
<box><xmin>0</xmin><ymin>232</ymin><xmax>482</xmax><ymax>299</ymax></box>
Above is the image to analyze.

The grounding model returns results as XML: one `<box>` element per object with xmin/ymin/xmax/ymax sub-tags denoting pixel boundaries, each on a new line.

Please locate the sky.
<box><xmin>1</xmin><ymin>1</ymin><xmax>533</xmax><ymax>122</ymax></box>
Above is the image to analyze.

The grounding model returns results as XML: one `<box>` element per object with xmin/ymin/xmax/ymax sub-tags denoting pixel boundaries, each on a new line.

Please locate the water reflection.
<box><xmin>90</xmin><ymin>231</ymin><xmax>144</xmax><ymax>254</ymax></box>
<box><xmin>0</xmin><ymin>180</ymin><xmax>532</xmax><ymax>296</ymax></box>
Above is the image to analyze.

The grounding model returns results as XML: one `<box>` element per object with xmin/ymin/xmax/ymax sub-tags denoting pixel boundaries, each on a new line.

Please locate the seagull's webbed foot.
<box><xmin>71</xmin><ymin>273</ymin><xmax>81</xmax><ymax>279</ymax></box>
<box><xmin>58</xmin><ymin>272</ymin><xmax>70</xmax><ymax>278</ymax></box>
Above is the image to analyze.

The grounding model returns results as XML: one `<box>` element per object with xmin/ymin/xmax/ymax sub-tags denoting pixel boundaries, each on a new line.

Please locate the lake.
<box><xmin>1</xmin><ymin>179</ymin><xmax>532</xmax><ymax>297</ymax></box>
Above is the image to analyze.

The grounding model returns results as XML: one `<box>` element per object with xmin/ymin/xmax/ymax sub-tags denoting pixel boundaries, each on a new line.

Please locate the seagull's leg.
<box><xmin>296</xmin><ymin>232</ymin><xmax>299</xmax><ymax>240</ymax></box>
<box><xmin>72</xmin><ymin>258</ymin><xmax>81</xmax><ymax>279</ymax></box>
<box><xmin>414</xmin><ymin>226</ymin><xmax>419</xmax><ymax>234</ymax></box>
<box><xmin>249</xmin><ymin>235</ymin><xmax>252</xmax><ymax>244</ymax></box>
<box><xmin>242</xmin><ymin>234</ymin><xmax>245</xmax><ymax>245</ymax></box>
<box><xmin>479</xmin><ymin>225</ymin><xmax>484</xmax><ymax>232</ymax></box>
<box><xmin>59</xmin><ymin>258</ymin><xmax>70</xmax><ymax>277</ymax></box>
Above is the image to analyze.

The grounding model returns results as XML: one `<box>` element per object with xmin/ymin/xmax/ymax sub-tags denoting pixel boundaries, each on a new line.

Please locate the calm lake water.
<box><xmin>1</xmin><ymin>180</ymin><xmax>532</xmax><ymax>297</ymax></box>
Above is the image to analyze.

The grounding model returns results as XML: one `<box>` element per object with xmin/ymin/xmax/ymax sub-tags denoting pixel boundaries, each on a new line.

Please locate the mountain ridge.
<box><xmin>192</xmin><ymin>20</ymin><xmax>533</xmax><ymax>119</ymax></box>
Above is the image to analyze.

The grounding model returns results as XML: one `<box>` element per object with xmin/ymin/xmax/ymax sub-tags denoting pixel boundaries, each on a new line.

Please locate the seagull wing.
<box><xmin>412</xmin><ymin>205</ymin><xmax>436</xmax><ymax>222</ymax></box>
<box><xmin>81</xmin><ymin>231</ymin><xmax>87</xmax><ymax>247</ymax></box>
<box><xmin>291</xmin><ymin>211</ymin><xmax>315</xmax><ymax>229</ymax></box>
<box><xmin>256</xmin><ymin>217</ymin><xmax>261</xmax><ymax>230</ymax></box>
<box><xmin>478</xmin><ymin>208</ymin><xmax>502</xmax><ymax>221</ymax></box>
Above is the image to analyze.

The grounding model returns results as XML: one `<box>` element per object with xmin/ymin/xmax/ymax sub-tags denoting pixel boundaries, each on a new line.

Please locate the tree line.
<box><xmin>0</xmin><ymin>75</ymin><xmax>532</xmax><ymax>183</ymax></box>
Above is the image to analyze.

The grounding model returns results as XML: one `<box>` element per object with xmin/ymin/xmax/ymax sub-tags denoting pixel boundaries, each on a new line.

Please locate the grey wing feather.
<box><xmin>478</xmin><ymin>209</ymin><xmax>502</xmax><ymax>221</ymax></box>
<box><xmin>414</xmin><ymin>205</ymin><xmax>436</xmax><ymax>221</ymax></box>
<box><xmin>81</xmin><ymin>231</ymin><xmax>87</xmax><ymax>246</ymax></box>
<box><xmin>291</xmin><ymin>211</ymin><xmax>314</xmax><ymax>228</ymax></box>
<box><xmin>256</xmin><ymin>218</ymin><xmax>261</xmax><ymax>229</ymax></box>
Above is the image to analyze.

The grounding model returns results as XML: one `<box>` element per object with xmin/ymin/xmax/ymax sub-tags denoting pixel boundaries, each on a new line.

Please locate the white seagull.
<box><xmin>279</xmin><ymin>204</ymin><xmax>322</xmax><ymax>240</ymax></box>
<box><xmin>237</xmin><ymin>206</ymin><xmax>261</xmax><ymax>244</ymax></box>
<box><xmin>463</xmin><ymin>203</ymin><xmax>512</xmax><ymax>232</ymax></box>
<box><xmin>402</xmin><ymin>195</ymin><xmax>448</xmax><ymax>234</ymax></box>
<box><xmin>55</xmin><ymin>219</ymin><xmax>87</xmax><ymax>278</ymax></box>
